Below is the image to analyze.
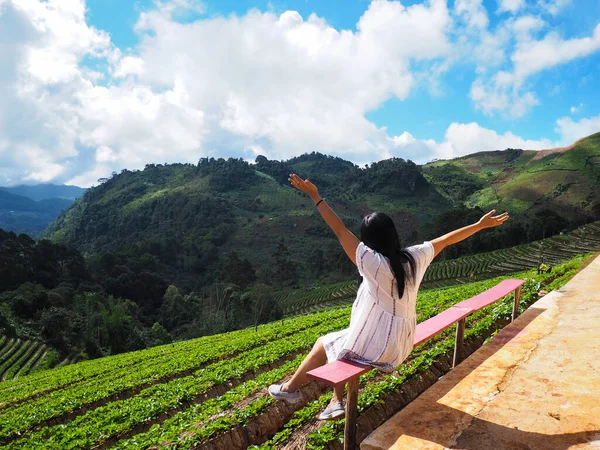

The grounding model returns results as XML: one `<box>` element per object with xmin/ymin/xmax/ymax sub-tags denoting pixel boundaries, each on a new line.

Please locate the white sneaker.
<box><xmin>318</xmin><ymin>401</ymin><xmax>345</xmax><ymax>420</ymax></box>
<box><xmin>268</xmin><ymin>384</ymin><xmax>302</xmax><ymax>404</ymax></box>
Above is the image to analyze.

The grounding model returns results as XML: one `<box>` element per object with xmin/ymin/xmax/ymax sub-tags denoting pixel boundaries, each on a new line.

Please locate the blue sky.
<box><xmin>0</xmin><ymin>0</ymin><xmax>599</xmax><ymax>186</ymax></box>
<box><xmin>82</xmin><ymin>0</ymin><xmax>600</xmax><ymax>141</ymax></box>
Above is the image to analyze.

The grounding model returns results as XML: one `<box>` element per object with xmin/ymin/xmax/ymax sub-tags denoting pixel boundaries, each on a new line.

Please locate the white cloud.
<box><xmin>455</xmin><ymin>0</ymin><xmax>489</xmax><ymax>29</ymax></box>
<box><xmin>538</xmin><ymin>0</ymin><xmax>572</xmax><ymax>16</ymax></box>
<box><xmin>512</xmin><ymin>25</ymin><xmax>600</xmax><ymax>80</ymax></box>
<box><xmin>391</xmin><ymin>117</ymin><xmax>599</xmax><ymax>163</ymax></box>
<box><xmin>569</xmin><ymin>103</ymin><xmax>583</xmax><ymax>114</ymax></box>
<box><xmin>66</xmin><ymin>163</ymin><xmax>113</xmax><ymax>187</ymax></box>
<box><xmin>497</xmin><ymin>0</ymin><xmax>526</xmax><ymax>14</ymax></box>
<box><xmin>470</xmin><ymin>75</ymin><xmax>539</xmax><ymax>117</ymax></box>
<box><xmin>0</xmin><ymin>0</ymin><xmax>456</xmax><ymax>186</ymax></box>
<box><xmin>470</xmin><ymin>22</ymin><xmax>600</xmax><ymax>117</ymax></box>
<box><xmin>511</xmin><ymin>15</ymin><xmax>545</xmax><ymax>40</ymax></box>
<box><xmin>435</xmin><ymin>122</ymin><xmax>553</xmax><ymax>159</ymax></box>
<box><xmin>154</xmin><ymin>0</ymin><xmax>205</xmax><ymax>19</ymax></box>
<box><xmin>371</xmin><ymin>122</ymin><xmax>556</xmax><ymax>164</ymax></box>
<box><xmin>0</xmin><ymin>0</ymin><xmax>598</xmax><ymax>188</ymax></box>
<box><xmin>0</xmin><ymin>0</ymin><xmax>109</xmax><ymax>185</ymax></box>
<box><xmin>113</xmin><ymin>55</ymin><xmax>145</xmax><ymax>78</ymax></box>
<box><xmin>555</xmin><ymin>114</ymin><xmax>600</xmax><ymax>145</ymax></box>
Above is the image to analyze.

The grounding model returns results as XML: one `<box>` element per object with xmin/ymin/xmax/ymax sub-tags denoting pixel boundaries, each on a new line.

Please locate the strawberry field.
<box><xmin>0</xmin><ymin>248</ymin><xmax>593</xmax><ymax>449</ymax></box>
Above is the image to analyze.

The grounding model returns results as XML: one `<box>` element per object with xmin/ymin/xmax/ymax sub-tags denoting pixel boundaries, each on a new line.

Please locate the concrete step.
<box><xmin>361</xmin><ymin>255</ymin><xmax>600</xmax><ymax>450</ymax></box>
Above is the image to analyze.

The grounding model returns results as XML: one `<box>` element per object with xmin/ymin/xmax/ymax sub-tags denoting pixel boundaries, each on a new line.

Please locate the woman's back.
<box><xmin>322</xmin><ymin>240</ymin><xmax>436</xmax><ymax>373</ymax></box>
<box><xmin>355</xmin><ymin>240</ymin><xmax>435</xmax><ymax>318</ymax></box>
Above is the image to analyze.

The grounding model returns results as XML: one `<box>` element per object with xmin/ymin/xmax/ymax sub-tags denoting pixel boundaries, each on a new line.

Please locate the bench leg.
<box><xmin>512</xmin><ymin>286</ymin><xmax>522</xmax><ymax>322</ymax></box>
<box><xmin>453</xmin><ymin>318</ymin><xmax>466</xmax><ymax>368</ymax></box>
<box><xmin>344</xmin><ymin>378</ymin><xmax>359</xmax><ymax>450</ymax></box>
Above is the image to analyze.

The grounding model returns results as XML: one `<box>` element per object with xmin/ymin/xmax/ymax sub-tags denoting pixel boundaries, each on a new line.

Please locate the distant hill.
<box><xmin>423</xmin><ymin>132</ymin><xmax>600</xmax><ymax>219</ymax></box>
<box><xmin>0</xmin><ymin>184</ymin><xmax>85</xmax><ymax>202</ymax></box>
<box><xmin>0</xmin><ymin>185</ymin><xmax>84</xmax><ymax>237</ymax></box>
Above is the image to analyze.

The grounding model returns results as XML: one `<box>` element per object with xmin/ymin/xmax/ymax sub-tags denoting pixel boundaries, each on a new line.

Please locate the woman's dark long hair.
<box><xmin>359</xmin><ymin>212</ymin><xmax>416</xmax><ymax>298</ymax></box>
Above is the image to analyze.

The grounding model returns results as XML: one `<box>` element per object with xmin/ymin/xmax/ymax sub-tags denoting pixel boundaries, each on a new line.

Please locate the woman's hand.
<box><xmin>288</xmin><ymin>174</ymin><xmax>320</xmax><ymax>201</ymax></box>
<box><xmin>478</xmin><ymin>209</ymin><xmax>509</xmax><ymax>229</ymax></box>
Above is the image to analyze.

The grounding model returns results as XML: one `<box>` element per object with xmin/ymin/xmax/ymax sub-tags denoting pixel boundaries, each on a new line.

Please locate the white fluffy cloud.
<box><xmin>398</xmin><ymin>116</ymin><xmax>599</xmax><ymax>163</ymax></box>
<box><xmin>436</xmin><ymin>122</ymin><xmax>553</xmax><ymax>159</ymax></box>
<box><xmin>0</xmin><ymin>0</ymin><xmax>110</xmax><ymax>185</ymax></box>
<box><xmin>455</xmin><ymin>0</ymin><xmax>489</xmax><ymax>29</ymax></box>
<box><xmin>497</xmin><ymin>0</ymin><xmax>526</xmax><ymax>14</ymax></box>
<box><xmin>470</xmin><ymin>18</ymin><xmax>600</xmax><ymax>117</ymax></box>
<box><xmin>130</xmin><ymin>0</ymin><xmax>451</xmax><ymax>162</ymax></box>
<box><xmin>538</xmin><ymin>0</ymin><xmax>573</xmax><ymax>16</ymax></box>
<box><xmin>1</xmin><ymin>0</ymin><xmax>456</xmax><ymax>186</ymax></box>
<box><xmin>0</xmin><ymin>0</ymin><xmax>598</xmax><ymax>187</ymax></box>
<box><xmin>555</xmin><ymin>114</ymin><xmax>600</xmax><ymax>144</ymax></box>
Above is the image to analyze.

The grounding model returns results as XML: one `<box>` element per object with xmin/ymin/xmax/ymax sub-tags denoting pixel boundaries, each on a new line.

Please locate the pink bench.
<box><xmin>307</xmin><ymin>278</ymin><xmax>524</xmax><ymax>450</ymax></box>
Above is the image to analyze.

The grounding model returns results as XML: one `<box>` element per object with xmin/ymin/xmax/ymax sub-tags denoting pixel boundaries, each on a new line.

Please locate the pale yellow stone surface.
<box><xmin>361</xmin><ymin>255</ymin><xmax>600</xmax><ymax>450</ymax></box>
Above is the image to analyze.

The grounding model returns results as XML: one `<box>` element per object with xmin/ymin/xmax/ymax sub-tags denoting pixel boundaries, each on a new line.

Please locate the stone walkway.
<box><xmin>362</xmin><ymin>255</ymin><xmax>600</xmax><ymax>450</ymax></box>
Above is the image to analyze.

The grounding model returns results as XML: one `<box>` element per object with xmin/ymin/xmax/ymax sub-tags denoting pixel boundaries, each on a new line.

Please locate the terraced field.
<box><xmin>0</xmin><ymin>338</ymin><xmax>81</xmax><ymax>382</ymax></box>
<box><xmin>0</xmin><ymin>338</ymin><xmax>47</xmax><ymax>382</ymax></box>
<box><xmin>276</xmin><ymin>221</ymin><xmax>600</xmax><ymax>316</ymax></box>
<box><xmin>0</xmin><ymin>251</ymin><xmax>592</xmax><ymax>449</ymax></box>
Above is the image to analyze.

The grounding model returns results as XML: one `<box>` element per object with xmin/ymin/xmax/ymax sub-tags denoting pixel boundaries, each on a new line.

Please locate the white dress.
<box><xmin>322</xmin><ymin>241</ymin><xmax>435</xmax><ymax>373</ymax></box>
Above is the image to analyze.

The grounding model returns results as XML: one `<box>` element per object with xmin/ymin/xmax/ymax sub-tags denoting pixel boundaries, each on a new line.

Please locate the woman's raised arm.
<box><xmin>430</xmin><ymin>209</ymin><xmax>509</xmax><ymax>258</ymax></box>
<box><xmin>288</xmin><ymin>173</ymin><xmax>360</xmax><ymax>265</ymax></box>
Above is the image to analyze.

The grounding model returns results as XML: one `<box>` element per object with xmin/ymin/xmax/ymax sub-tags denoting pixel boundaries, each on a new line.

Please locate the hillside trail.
<box><xmin>527</xmin><ymin>137</ymin><xmax>585</xmax><ymax>164</ymax></box>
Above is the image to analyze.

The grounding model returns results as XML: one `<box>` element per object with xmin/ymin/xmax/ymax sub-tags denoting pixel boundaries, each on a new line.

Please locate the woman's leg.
<box><xmin>332</xmin><ymin>384</ymin><xmax>344</xmax><ymax>404</ymax></box>
<box><xmin>283</xmin><ymin>336</ymin><xmax>327</xmax><ymax>392</ymax></box>
<box><xmin>282</xmin><ymin>337</ymin><xmax>346</xmax><ymax>407</ymax></box>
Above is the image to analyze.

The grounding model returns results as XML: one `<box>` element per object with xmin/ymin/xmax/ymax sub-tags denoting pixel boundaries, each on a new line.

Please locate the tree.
<box><xmin>273</xmin><ymin>242</ymin><xmax>298</xmax><ymax>287</ymax></box>
<box><xmin>218</xmin><ymin>252</ymin><xmax>256</xmax><ymax>289</ymax></box>
<box><xmin>250</xmin><ymin>283</ymin><xmax>281</xmax><ymax>330</ymax></box>
<box><xmin>39</xmin><ymin>307</ymin><xmax>70</xmax><ymax>352</ymax></box>
<box><xmin>151</xmin><ymin>322</ymin><xmax>172</xmax><ymax>346</ymax></box>
<box><xmin>0</xmin><ymin>303</ymin><xmax>16</xmax><ymax>337</ymax></box>
<box><xmin>159</xmin><ymin>285</ymin><xmax>187</xmax><ymax>331</ymax></box>
<box><xmin>307</xmin><ymin>248</ymin><xmax>325</xmax><ymax>278</ymax></box>
<box><xmin>6</xmin><ymin>282</ymin><xmax>48</xmax><ymax>319</ymax></box>
<box><xmin>102</xmin><ymin>296</ymin><xmax>137</xmax><ymax>354</ymax></box>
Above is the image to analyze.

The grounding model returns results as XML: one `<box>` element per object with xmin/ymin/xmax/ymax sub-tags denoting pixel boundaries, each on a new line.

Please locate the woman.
<box><xmin>268</xmin><ymin>174</ymin><xmax>509</xmax><ymax>420</ymax></box>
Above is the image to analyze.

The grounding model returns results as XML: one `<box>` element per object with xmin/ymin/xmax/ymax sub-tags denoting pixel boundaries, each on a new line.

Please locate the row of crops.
<box><xmin>276</xmin><ymin>221</ymin><xmax>600</xmax><ymax>316</ymax></box>
<box><xmin>0</xmin><ymin>338</ymin><xmax>81</xmax><ymax>382</ymax></box>
<box><xmin>0</xmin><ymin>338</ymin><xmax>46</xmax><ymax>382</ymax></box>
<box><xmin>0</xmin><ymin>250</ymin><xmax>592</xmax><ymax>449</ymax></box>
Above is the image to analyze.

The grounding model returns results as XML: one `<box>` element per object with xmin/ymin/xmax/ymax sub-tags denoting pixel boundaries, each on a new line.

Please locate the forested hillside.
<box><xmin>0</xmin><ymin>228</ymin><xmax>282</xmax><ymax>363</ymax></box>
<box><xmin>43</xmin><ymin>156</ymin><xmax>452</xmax><ymax>293</ymax></box>
<box><xmin>43</xmin><ymin>133</ymin><xmax>600</xmax><ymax>296</ymax></box>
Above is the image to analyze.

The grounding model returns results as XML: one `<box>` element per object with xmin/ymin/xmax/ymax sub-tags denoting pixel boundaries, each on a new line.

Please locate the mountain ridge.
<box><xmin>40</xmin><ymin>133</ymin><xmax>600</xmax><ymax>295</ymax></box>
<box><xmin>0</xmin><ymin>184</ymin><xmax>85</xmax><ymax>202</ymax></box>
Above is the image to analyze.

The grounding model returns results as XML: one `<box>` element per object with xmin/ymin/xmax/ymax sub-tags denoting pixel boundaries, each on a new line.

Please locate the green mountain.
<box><xmin>42</xmin><ymin>156</ymin><xmax>450</xmax><ymax>291</ymax></box>
<box><xmin>423</xmin><ymin>132</ymin><xmax>600</xmax><ymax>219</ymax></box>
<box><xmin>42</xmin><ymin>133</ymin><xmax>600</xmax><ymax>294</ymax></box>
